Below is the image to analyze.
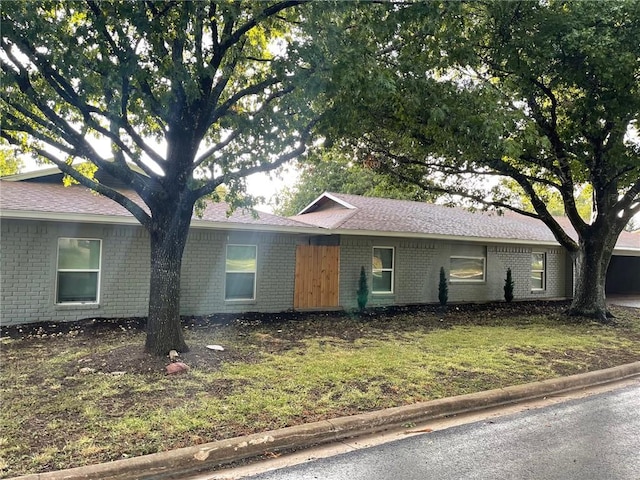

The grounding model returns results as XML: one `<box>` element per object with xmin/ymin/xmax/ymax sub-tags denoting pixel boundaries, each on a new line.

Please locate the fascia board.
<box><xmin>3</xmin><ymin>162</ymin><xmax>146</xmax><ymax>182</ymax></box>
<box><xmin>297</xmin><ymin>192</ymin><xmax>356</xmax><ymax>215</ymax></box>
<box><xmin>0</xmin><ymin>210</ymin><xmax>327</xmax><ymax>235</ymax></box>
<box><xmin>189</xmin><ymin>219</ymin><xmax>328</xmax><ymax>235</ymax></box>
<box><xmin>2</xmin><ymin>211</ymin><xmax>636</xmax><ymax>249</ymax></box>
<box><xmin>612</xmin><ymin>247</ymin><xmax>640</xmax><ymax>256</ymax></box>
<box><xmin>331</xmin><ymin>228</ymin><xmax>563</xmax><ymax>247</ymax></box>
<box><xmin>2</xmin><ymin>167</ymin><xmax>63</xmax><ymax>181</ymax></box>
<box><xmin>321</xmin><ymin>192</ymin><xmax>356</xmax><ymax>209</ymax></box>
<box><xmin>334</xmin><ymin>229</ymin><xmax>639</xmax><ymax>253</ymax></box>
<box><xmin>0</xmin><ymin>210</ymin><xmax>138</xmax><ymax>225</ymax></box>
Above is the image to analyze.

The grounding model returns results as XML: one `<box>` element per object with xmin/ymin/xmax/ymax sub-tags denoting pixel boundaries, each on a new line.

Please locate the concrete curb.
<box><xmin>13</xmin><ymin>361</ymin><xmax>640</xmax><ymax>480</ymax></box>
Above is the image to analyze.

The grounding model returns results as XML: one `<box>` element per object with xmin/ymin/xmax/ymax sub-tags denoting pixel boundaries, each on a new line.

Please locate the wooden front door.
<box><xmin>294</xmin><ymin>245</ymin><xmax>340</xmax><ymax>309</ymax></box>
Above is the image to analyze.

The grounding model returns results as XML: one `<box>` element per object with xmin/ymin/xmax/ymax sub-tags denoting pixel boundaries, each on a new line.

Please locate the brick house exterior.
<box><xmin>0</xmin><ymin>219</ymin><xmax>312</xmax><ymax>325</ymax></box>
<box><xmin>292</xmin><ymin>193</ymin><xmax>577</xmax><ymax>310</ymax></box>
<box><xmin>1</xmin><ymin>175</ymin><xmax>638</xmax><ymax>326</ymax></box>
<box><xmin>0</xmin><ymin>175</ymin><xmax>321</xmax><ymax>326</ymax></box>
<box><xmin>334</xmin><ymin>237</ymin><xmax>568</xmax><ymax>309</ymax></box>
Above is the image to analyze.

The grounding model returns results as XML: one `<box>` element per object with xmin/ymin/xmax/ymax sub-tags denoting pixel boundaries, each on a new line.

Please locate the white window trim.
<box><xmin>531</xmin><ymin>252</ymin><xmax>546</xmax><ymax>291</ymax></box>
<box><xmin>225</xmin><ymin>244</ymin><xmax>257</xmax><ymax>301</ymax></box>
<box><xmin>449</xmin><ymin>255</ymin><xmax>486</xmax><ymax>283</ymax></box>
<box><xmin>372</xmin><ymin>246</ymin><xmax>394</xmax><ymax>294</ymax></box>
<box><xmin>55</xmin><ymin>237</ymin><xmax>102</xmax><ymax>305</ymax></box>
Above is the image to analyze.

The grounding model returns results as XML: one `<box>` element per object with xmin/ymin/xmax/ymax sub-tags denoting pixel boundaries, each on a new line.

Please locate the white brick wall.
<box><xmin>338</xmin><ymin>236</ymin><xmax>569</xmax><ymax>309</ymax></box>
<box><xmin>0</xmin><ymin>221</ymin><xmax>151</xmax><ymax>325</ymax></box>
<box><xmin>100</xmin><ymin>226</ymin><xmax>150</xmax><ymax>318</ymax></box>
<box><xmin>180</xmin><ymin>230</ymin><xmax>298</xmax><ymax>315</ymax></box>
<box><xmin>1</xmin><ymin>222</ymin><xmax>51</xmax><ymax>324</ymax></box>
<box><xmin>1</xmin><ymin>219</ymin><xmax>302</xmax><ymax>325</ymax></box>
<box><xmin>1</xmin><ymin>219</ymin><xmax>572</xmax><ymax>326</ymax></box>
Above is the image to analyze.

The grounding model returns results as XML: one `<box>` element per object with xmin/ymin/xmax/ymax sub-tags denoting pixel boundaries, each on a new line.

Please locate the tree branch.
<box><xmin>193</xmin><ymin>129</ymin><xmax>242</xmax><ymax>168</ymax></box>
<box><xmin>13</xmin><ymin>141</ymin><xmax>152</xmax><ymax>228</ymax></box>
<box><xmin>210</xmin><ymin>76</ymin><xmax>281</xmax><ymax>124</ymax></box>
<box><xmin>219</xmin><ymin>1</ymin><xmax>308</xmax><ymax>53</ymax></box>
<box><xmin>377</xmin><ymin>160</ymin><xmax>580</xmax><ymax>252</ymax></box>
<box><xmin>190</xmin><ymin>117</ymin><xmax>319</xmax><ymax>201</ymax></box>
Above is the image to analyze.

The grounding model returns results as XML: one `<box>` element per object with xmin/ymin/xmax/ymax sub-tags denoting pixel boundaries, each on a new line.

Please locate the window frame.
<box><xmin>372</xmin><ymin>246</ymin><xmax>395</xmax><ymax>294</ymax></box>
<box><xmin>55</xmin><ymin>237</ymin><xmax>102</xmax><ymax>305</ymax></box>
<box><xmin>531</xmin><ymin>252</ymin><xmax>546</xmax><ymax>291</ymax></box>
<box><xmin>225</xmin><ymin>244</ymin><xmax>258</xmax><ymax>301</ymax></box>
<box><xmin>449</xmin><ymin>255</ymin><xmax>486</xmax><ymax>283</ymax></box>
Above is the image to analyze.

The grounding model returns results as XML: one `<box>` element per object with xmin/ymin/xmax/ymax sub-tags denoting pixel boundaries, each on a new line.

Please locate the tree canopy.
<box><xmin>2</xmin><ymin>0</ymin><xmax>638</xmax><ymax>341</ymax></box>
<box><xmin>0</xmin><ymin>141</ymin><xmax>23</xmax><ymax>177</ymax></box>
<box><xmin>2</xmin><ymin>1</ymin><xmax>319</xmax><ymax>212</ymax></box>
<box><xmin>320</xmin><ymin>0</ymin><xmax>640</xmax><ymax>319</ymax></box>
<box><xmin>1</xmin><ymin>0</ymin><xmax>327</xmax><ymax>354</ymax></box>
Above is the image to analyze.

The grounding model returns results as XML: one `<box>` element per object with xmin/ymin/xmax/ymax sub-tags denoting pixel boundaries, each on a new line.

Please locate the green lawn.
<box><xmin>1</xmin><ymin>302</ymin><xmax>639</xmax><ymax>477</ymax></box>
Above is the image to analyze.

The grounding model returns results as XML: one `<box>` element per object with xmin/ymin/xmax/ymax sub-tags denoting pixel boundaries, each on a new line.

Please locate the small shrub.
<box><xmin>438</xmin><ymin>267</ymin><xmax>448</xmax><ymax>306</ymax></box>
<box><xmin>357</xmin><ymin>266</ymin><xmax>369</xmax><ymax>311</ymax></box>
<box><xmin>504</xmin><ymin>268</ymin><xmax>515</xmax><ymax>303</ymax></box>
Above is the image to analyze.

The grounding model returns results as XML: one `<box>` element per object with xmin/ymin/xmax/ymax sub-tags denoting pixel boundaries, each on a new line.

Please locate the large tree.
<box><xmin>1</xmin><ymin>1</ymin><xmax>325</xmax><ymax>354</ymax></box>
<box><xmin>322</xmin><ymin>0</ymin><xmax>640</xmax><ymax>320</ymax></box>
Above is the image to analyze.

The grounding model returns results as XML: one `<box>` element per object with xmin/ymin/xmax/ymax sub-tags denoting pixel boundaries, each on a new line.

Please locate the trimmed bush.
<box><xmin>504</xmin><ymin>268</ymin><xmax>515</xmax><ymax>303</ymax></box>
<box><xmin>438</xmin><ymin>266</ymin><xmax>448</xmax><ymax>306</ymax></box>
<box><xmin>357</xmin><ymin>266</ymin><xmax>369</xmax><ymax>311</ymax></box>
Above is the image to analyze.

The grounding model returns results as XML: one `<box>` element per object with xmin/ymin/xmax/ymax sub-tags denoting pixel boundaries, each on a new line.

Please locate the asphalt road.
<box><xmin>245</xmin><ymin>384</ymin><xmax>640</xmax><ymax>480</ymax></box>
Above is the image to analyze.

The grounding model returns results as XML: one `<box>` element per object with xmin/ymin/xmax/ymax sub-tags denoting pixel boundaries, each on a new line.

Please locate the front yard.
<box><xmin>1</xmin><ymin>300</ymin><xmax>639</xmax><ymax>477</ymax></box>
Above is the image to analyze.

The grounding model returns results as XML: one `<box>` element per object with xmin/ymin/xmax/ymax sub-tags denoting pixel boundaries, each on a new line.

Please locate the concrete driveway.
<box><xmin>607</xmin><ymin>295</ymin><xmax>640</xmax><ymax>308</ymax></box>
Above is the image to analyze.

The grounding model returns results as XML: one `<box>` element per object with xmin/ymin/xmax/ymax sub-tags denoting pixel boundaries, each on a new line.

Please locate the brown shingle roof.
<box><xmin>0</xmin><ymin>180</ymin><xmax>316</xmax><ymax>231</ymax></box>
<box><xmin>2</xmin><ymin>181</ymin><xmax>638</xmax><ymax>251</ymax></box>
<box><xmin>292</xmin><ymin>192</ymin><xmax>640</xmax><ymax>251</ymax></box>
<box><xmin>0</xmin><ymin>180</ymin><xmax>138</xmax><ymax>217</ymax></box>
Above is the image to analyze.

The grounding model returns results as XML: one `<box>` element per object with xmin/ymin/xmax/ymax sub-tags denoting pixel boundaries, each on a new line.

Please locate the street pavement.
<box><xmin>243</xmin><ymin>383</ymin><xmax>640</xmax><ymax>480</ymax></box>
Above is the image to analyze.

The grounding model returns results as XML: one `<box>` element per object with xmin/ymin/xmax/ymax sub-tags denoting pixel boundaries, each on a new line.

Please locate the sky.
<box><xmin>246</xmin><ymin>167</ymin><xmax>299</xmax><ymax>213</ymax></box>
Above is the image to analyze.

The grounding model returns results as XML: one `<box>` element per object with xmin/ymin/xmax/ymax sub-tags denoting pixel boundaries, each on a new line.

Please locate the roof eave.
<box><xmin>190</xmin><ymin>218</ymin><xmax>327</xmax><ymax>235</ymax></box>
<box><xmin>331</xmin><ymin>228</ymin><xmax>562</xmax><ymax>247</ymax></box>
<box><xmin>612</xmin><ymin>247</ymin><xmax>640</xmax><ymax>256</ymax></box>
<box><xmin>333</xmin><ymin>228</ymin><xmax>640</xmax><ymax>253</ymax></box>
<box><xmin>0</xmin><ymin>210</ymin><xmax>327</xmax><ymax>235</ymax></box>
<box><xmin>0</xmin><ymin>210</ymin><xmax>138</xmax><ymax>226</ymax></box>
<box><xmin>2</xmin><ymin>162</ymin><xmax>146</xmax><ymax>182</ymax></box>
<box><xmin>2</xmin><ymin>167</ymin><xmax>64</xmax><ymax>182</ymax></box>
<box><xmin>2</xmin><ymin>210</ymin><xmax>635</xmax><ymax>249</ymax></box>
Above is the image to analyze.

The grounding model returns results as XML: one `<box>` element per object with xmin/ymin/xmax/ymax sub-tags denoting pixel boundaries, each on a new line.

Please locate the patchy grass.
<box><xmin>1</xmin><ymin>301</ymin><xmax>639</xmax><ymax>477</ymax></box>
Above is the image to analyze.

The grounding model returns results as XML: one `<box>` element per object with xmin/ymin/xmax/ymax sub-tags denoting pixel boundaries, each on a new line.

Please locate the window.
<box><xmin>225</xmin><ymin>245</ymin><xmax>257</xmax><ymax>300</ymax></box>
<box><xmin>531</xmin><ymin>252</ymin><xmax>546</xmax><ymax>290</ymax></box>
<box><xmin>56</xmin><ymin>238</ymin><xmax>101</xmax><ymax>303</ymax></box>
<box><xmin>372</xmin><ymin>247</ymin><xmax>394</xmax><ymax>293</ymax></box>
<box><xmin>450</xmin><ymin>256</ymin><xmax>486</xmax><ymax>282</ymax></box>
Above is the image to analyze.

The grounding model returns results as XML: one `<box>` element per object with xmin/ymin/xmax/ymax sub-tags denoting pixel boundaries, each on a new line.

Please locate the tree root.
<box><xmin>565</xmin><ymin>307</ymin><xmax>616</xmax><ymax>325</ymax></box>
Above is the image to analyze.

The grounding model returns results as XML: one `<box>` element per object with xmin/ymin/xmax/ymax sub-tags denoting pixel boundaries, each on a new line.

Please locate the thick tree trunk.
<box><xmin>144</xmin><ymin>211</ymin><xmax>192</xmax><ymax>356</ymax></box>
<box><xmin>567</xmin><ymin>236</ymin><xmax>615</xmax><ymax>322</ymax></box>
